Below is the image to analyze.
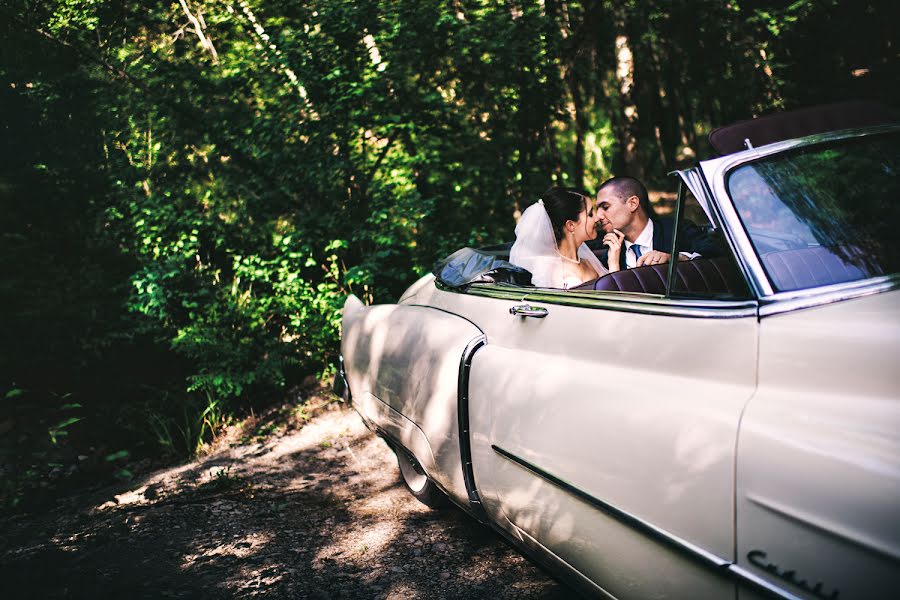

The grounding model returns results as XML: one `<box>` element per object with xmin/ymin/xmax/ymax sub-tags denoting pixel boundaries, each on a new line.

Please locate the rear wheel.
<box><xmin>393</xmin><ymin>445</ymin><xmax>449</xmax><ymax>508</ymax></box>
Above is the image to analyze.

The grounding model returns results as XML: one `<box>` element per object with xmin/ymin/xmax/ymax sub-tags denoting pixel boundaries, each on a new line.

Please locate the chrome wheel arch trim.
<box><xmin>364</xmin><ymin>417</ymin><xmax>478</xmax><ymax>519</ymax></box>
<box><xmin>457</xmin><ymin>334</ymin><xmax>488</xmax><ymax>518</ymax></box>
<box><xmin>492</xmin><ymin>444</ymin><xmax>806</xmax><ymax>600</ymax></box>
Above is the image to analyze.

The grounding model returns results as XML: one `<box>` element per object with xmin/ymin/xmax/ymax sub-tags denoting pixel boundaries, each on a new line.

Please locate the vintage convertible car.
<box><xmin>337</xmin><ymin>102</ymin><xmax>900</xmax><ymax>599</ymax></box>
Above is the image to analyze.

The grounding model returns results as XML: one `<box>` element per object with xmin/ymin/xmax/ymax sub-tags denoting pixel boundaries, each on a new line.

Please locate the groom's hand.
<box><xmin>636</xmin><ymin>250</ymin><xmax>671</xmax><ymax>267</ymax></box>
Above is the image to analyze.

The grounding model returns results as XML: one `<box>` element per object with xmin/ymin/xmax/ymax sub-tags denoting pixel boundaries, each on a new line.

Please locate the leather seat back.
<box><xmin>761</xmin><ymin>246</ymin><xmax>876</xmax><ymax>292</ymax></box>
<box><xmin>576</xmin><ymin>256</ymin><xmax>748</xmax><ymax>297</ymax></box>
<box><xmin>577</xmin><ymin>246</ymin><xmax>874</xmax><ymax>295</ymax></box>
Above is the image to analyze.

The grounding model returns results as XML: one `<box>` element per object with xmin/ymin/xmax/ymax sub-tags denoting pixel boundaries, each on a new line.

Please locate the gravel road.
<box><xmin>1</xmin><ymin>400</ymin><xmax>570</xmax><ymax>599</ymax></box>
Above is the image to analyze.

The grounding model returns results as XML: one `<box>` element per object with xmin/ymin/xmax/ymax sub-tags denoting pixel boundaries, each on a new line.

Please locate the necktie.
<box><xmin>632</xmin><ymin>244</ymin><xmax>643</xmax><ymax>261</ymax></box>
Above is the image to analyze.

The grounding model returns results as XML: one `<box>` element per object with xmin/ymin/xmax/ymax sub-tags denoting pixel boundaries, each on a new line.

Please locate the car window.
<box><xmin>669</xmin><ymin>187</ymin><xmax>751</xmax><ymax>299</ymax></box>
<box><xmin>727</xmin><ymin>132</ymin><xmax>900</xmax><ymax>292</ymax></box>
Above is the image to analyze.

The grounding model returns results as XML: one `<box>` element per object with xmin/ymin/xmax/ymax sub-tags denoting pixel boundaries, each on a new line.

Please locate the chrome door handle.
<box><xmin>509</xmin><ymin>304</ymin><xmax>549</xmax><ymax>318</ymax></box>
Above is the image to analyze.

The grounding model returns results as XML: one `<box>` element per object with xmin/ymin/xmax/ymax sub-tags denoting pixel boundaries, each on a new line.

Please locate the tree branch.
<box><xmin>177</xmin><ymin>0</ymin><xmax>219</xmax><ymax>64</ymax></box>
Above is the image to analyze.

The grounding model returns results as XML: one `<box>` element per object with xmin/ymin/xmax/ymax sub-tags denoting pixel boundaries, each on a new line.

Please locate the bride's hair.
<box><xmin>540</xmin><ymin>187</ymin><xmax>591</xmax><ymax>243</ymax></box>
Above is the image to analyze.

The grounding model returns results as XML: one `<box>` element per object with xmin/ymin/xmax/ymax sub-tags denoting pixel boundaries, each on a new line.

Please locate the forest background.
<box><xmin>1</xmin><ymin>0</ymin><xmax>897</xmax><ymax>508</ymax></box>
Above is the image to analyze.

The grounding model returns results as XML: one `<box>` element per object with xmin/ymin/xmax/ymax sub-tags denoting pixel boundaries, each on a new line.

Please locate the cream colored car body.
<box><xmin>339</xmin><ymin>126</ymin><xmax>900</xmax><ymax>599</ymax></box>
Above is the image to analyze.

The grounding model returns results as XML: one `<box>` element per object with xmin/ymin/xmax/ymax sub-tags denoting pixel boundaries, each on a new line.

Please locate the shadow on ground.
<box><xmin>0</xmin><ymin>405</ymin><xmax>569</xmax><ymax>599</ymax></box>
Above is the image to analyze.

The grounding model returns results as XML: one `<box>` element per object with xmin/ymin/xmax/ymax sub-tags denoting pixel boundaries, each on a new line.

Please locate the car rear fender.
<box><xmin>340</xmin><ymin>294</ymin><xmax>485</xmax><ymax>507</ymax></box>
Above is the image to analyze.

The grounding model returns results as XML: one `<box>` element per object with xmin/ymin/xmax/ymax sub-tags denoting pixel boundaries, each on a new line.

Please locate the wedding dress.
<box><xmin>509</xmin><ymin>200</ymin><xmax>608</xmax><ymax>289</ymax></box>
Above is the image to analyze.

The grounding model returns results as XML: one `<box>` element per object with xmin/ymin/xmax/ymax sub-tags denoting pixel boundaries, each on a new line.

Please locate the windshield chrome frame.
<box><xmin>698</xmin><ymin>124</ymin><xmax>900</xmax><ymax>301</ymax></box>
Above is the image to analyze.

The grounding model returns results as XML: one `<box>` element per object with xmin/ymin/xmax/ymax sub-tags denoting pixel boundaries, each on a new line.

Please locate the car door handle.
<box><xmin>509</xmin><ymin>304</ymin><xmax>549</xmax><ymax>318</ymax></box>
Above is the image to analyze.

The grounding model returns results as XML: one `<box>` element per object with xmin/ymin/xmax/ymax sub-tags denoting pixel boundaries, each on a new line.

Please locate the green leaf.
<box><xmin>113</xmin><ymin>469</ymin><xmax>133</xmax><ymax>480</ymax></box>
<box><xmin>52</xmin><ymin>417</ymin><xmax>82</xmax><ymax>430</ymax></box>
<box><xmin>105</xmin><ymin>450</ymin><xmax>130</xmax><ymax>462</ymax></box>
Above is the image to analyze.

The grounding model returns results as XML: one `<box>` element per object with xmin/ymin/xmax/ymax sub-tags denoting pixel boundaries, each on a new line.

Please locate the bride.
<box><xmin>510</xmin><ymin>187</ymin><xmax>622</xmax><ymax>288</ymax></box>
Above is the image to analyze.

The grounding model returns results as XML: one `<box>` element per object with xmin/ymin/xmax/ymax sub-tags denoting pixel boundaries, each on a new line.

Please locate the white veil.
<box><xmin>510</xmin><ymin>200</ymin><xmax>607</xmax><ymax>288</ymax></box>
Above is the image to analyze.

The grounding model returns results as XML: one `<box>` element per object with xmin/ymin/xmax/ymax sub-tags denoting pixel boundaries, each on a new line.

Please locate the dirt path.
<box><xmin>1</xmin><ymin>401</ymin><xmax>569</xmax><ymax>599</ymax></box>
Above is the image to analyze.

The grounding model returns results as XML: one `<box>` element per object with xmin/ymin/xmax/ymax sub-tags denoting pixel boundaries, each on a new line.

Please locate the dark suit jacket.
<box><xmin>588</xmin><ymin>217</ymin><xmax>722</xmax><ymax>271</ymax></box>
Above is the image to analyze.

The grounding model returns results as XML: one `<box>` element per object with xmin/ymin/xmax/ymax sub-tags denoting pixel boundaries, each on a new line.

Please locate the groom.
<box><xmin>590</xmin><ymin>176</ymin><xmax>720</xmax><ymax>271</ymax></box>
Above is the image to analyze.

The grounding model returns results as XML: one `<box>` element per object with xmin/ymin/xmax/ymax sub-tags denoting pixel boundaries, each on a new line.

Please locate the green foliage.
<box><xmin>47</xmin><ymin>416</ymin><xmax>81</xmax><ymax>445</ymax></box>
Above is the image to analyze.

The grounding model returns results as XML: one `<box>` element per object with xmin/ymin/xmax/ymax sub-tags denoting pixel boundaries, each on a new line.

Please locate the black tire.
<box><xmin>393</xmin><ymin>445</ymin><xmax>449</xmax><ymax>508</ymax></box>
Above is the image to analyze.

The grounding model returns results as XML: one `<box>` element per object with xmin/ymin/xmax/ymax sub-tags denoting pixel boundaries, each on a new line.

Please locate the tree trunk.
<box><xmin>612</xmin><ymin>32</ymin><xmax>642</xmax><ymax>179</ymax></box>
<box><xmin>567</xmin><ymin>71</ymin><xmax>587</xmax><ymax>189</ymax></box>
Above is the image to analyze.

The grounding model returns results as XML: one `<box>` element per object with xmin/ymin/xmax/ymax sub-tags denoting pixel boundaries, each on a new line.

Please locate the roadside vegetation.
<box><xmin>1</xmin><ymin>0</ymin><xmax>895</xmax><ymax>510</ymax></box>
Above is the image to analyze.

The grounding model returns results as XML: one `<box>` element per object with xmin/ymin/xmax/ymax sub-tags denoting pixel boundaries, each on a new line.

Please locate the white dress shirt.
<box><xmin>624</xmin><ymin>221</ymin><xmax>654</xmax><ymax>269</ymax></box>
<box><xmin>624</xmin><ymin>219</ymin><xmax>701</xmax><ymax>268</ymax></box>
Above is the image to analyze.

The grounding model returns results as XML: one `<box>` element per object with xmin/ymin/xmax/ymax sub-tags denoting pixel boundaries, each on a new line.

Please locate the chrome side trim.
<box><xmin>491</xmin><ymin>444</ymin><xmax>731</xmax><ymax>568</ymax></box>
<box><xmin>451</xmin><ymin>274</ymin><xmax>895</xmax><ymax>319</ymax></box>
<box><xmin>728</xmin><ymin>565</ymin><xmax>805</xmax><ymax>600</ymax></box>
<box><xmin>492</xmin><ymin>444</ymin><xmax>804</xmax><ymax>600</ymax></box>
<box><xmin>458</xmin><ymin>335</ymin><xmax>487</xmax><ymax>518</ymax></box>
<box><xmin>519</xmin><ymin>290</ymin><xmax>757</xmax><ymax>319</ymax></box>
<box><xmin>462</xmin><ymin>283</ymin><xmax>663</xmax><ymax>304</ymax></box>
<box><xmin>759</xmin><ymin>275</ymin><xmax>900</xmax><ymax>317</ymax></box>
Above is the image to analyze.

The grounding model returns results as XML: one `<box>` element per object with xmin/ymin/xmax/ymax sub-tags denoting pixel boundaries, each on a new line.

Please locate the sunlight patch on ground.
<box><xmin>348</xmin><ymin>480</ymin><xmax>429</xmax><ymax>517</ymax></box>
<box><xmin>384</xmin><ymin>582</ymin><xmax>424</xmax><ymax>599</ymax></box>
<box><xmin>264</xmin><ymin>410</ymin><xmax>368</xmax><ymax>464</ymax></box>
<box><xmin>229</xmin><ymin>563</ymin><xmax>288</xmax><ymax>594</ymax></box>
<box><xmin>182</xmin><ymin>531</ymin><xmax>274</xmax><ymax>566</ymax></box>
<box><xmin>91</xmin><ymin>408</ymin><xmax>364</xmax><ymax>513</ymax></box>
<box><xmin>312</xmin><ymin>520</ymin><xmax>397</xmax><ymax>566</ymax></box>
<box><xmin>109</xmin><ymin>485</ymin><xmax>149</xmax><ymax>507</ymax></box>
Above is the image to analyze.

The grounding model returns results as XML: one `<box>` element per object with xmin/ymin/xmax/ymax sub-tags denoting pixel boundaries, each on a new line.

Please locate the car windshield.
<box><xmin>727</xmin><ymin>131</ymin><xmax>900</xmax><ymax>292</ymax></box>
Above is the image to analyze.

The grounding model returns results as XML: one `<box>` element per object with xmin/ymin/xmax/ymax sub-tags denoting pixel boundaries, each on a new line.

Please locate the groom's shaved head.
<box><xmin>597</xmin><ymin>176</ymin><xmax>651</xmax><ymax>216</ymax></box>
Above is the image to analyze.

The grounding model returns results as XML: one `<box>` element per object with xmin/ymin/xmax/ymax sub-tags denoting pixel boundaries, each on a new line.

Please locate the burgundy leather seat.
<box><xmin>574</xmin><ymin>246</ymin><xmax>874</xmax><ymax>296</ymax></box>
<box><xmin>761</xmin><ymin>245</ymin><xmax>876</xmax><ymax>292</ymax></box>
<box><xmin>575</xmin><ymin>256</ymin><xmax>747</xmax><ymax>296</ymax></box>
